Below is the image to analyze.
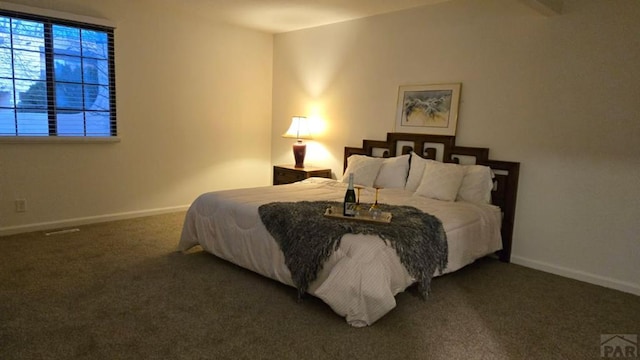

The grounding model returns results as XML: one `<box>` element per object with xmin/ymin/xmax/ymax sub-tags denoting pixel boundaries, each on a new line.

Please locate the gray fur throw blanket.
<box><xmin>258</xmin><ymin>201</ymin><xmax>447</xmax><ymax>300</ymax></box>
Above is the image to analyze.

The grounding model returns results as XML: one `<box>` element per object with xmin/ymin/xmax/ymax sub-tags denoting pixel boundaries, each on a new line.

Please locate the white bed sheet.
<box><xmin>178</xmin><ymin>178</ymin><xmax>502</xmax><ymax>327</ymax></box>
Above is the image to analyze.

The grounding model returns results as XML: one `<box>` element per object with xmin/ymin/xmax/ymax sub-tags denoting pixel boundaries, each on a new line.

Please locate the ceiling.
<box><xmin>169</xmin><ymin>0</ymin><xmax>453</xmax><ymax>34</ymax></box>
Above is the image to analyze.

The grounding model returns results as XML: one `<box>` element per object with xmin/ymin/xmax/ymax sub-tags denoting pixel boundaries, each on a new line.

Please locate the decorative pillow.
<box><xmin>457</xmin><ymin>165</ymin><xmax>494</xmax><ymax>204</ymax></box>
<box><xmin>374</xmin><ymin>154</ymin><xmax>410</xmax><ymax>189</ymax></box>
<box><xmin>405</xmin><ymin>152</ymin><xmax>430</xmax><ymax>192</ymax></box>
<box><xmin>341</xmin><ymin>155</ymin><xmax>384</xmax><ymax>187</ymax></box>
<box><xmin>414</xmin><ymin>160</ymin><xmax>465</xmax><ymax>201</ymax></box>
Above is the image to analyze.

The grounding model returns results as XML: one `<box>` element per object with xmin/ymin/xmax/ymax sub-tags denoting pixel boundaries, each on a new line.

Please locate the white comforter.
<box><xmin>178</xmin><ymin>178</ymin><xmax>502</xmax><ymax>327</ymax></box>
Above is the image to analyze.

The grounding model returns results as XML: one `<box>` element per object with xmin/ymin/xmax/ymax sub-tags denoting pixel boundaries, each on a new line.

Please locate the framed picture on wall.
<box><xmin>394</xmin><ymin>83</ymin><xmax>461</xmax><ymax>136</ymax></box>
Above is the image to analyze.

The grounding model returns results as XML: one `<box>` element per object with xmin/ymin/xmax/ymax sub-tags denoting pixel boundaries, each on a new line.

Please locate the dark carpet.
<box><xmin>1</xmin><ymin>212</ymin><xmax>638</xmax><ymax>359</ymax></box>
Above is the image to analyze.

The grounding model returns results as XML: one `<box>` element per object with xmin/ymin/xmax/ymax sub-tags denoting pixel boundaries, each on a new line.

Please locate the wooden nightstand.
<box><xmin>273</xmin><ymin>165</ymin><xmax>332</xmax><ymax>185</ymax></box>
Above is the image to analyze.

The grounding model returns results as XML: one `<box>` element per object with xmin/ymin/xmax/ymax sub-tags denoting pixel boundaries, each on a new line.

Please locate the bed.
<box><xmin>178</xmin><ymin>133</ymin><xmax>520</xmax><ymax>327</ymax></box>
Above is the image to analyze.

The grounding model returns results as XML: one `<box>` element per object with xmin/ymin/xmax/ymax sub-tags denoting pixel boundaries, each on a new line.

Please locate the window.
<box><xmin>0</xmin><ymin>9</ymin><xmax>115</xmax><ymax>138</ymax></box>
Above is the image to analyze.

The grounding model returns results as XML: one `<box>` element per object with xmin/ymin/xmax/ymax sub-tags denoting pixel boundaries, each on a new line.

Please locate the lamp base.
<box><xmin>292</xmin><ymin>141</ymin><xmax>306</xmax><ymax>168</ymax></box>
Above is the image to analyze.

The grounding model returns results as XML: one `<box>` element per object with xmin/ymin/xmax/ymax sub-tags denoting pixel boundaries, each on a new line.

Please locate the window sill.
<box><xmin>0</xmin><ymin>136</ymin><xmax>121</xmax><ymax>144</ymax></box>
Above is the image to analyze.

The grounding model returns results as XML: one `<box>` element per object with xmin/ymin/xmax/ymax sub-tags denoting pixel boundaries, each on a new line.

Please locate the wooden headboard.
<box><xmin>344</xmin><ymin>132</ymin><xmax>520</xmax><ymax>263</ymax></box>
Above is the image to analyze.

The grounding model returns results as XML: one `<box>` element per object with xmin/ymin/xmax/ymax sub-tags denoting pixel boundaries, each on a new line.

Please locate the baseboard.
<box><xmin>0</xmin><ymin>205</ymin><xmax>190</xmax><ymax>236</ymax></box>
<box><xmin>511</xmin><ymin>255</ymin><xmax>640</xmax><ymax>297</ymax></box>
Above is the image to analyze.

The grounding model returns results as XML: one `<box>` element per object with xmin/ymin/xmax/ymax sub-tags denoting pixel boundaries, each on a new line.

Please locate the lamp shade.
<box><xmin>282</xmin><ymin>116</ymin><xmax>312</xmax><ymax>140</ymax></box>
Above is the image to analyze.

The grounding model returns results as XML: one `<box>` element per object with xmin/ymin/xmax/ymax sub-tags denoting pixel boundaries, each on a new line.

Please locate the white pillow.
<box><xmin>414</xmin><ymin>160</ymin><xmax>465</xmax><ymax>201</ymax></box>
<box><xmin>405</xmin><ymin>152</ymin><xmax>430</xmax><ymax>192</ymax></box>
<box><xmin>342</xmin><ymin>155</ymin><xmax>384</xmax><ymax>187</ymax></box>
<box><xmin>374</xmin><ymin>154</ymin><xmax>410</xmax><ymax>189</ymax></box>
<box><xmin>457</xmin><ymin>165</ymin><xmax>494</xmax><ymax>204</ymax></box>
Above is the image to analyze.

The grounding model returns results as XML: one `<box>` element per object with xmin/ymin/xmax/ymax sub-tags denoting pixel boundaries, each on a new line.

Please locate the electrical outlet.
<box><xmin>15</xmin><ymin>199</ymin><xmax>27</xmax><ymax>213</ymax></box>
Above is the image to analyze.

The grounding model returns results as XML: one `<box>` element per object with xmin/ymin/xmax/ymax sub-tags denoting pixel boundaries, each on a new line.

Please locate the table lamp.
<box><xmin>282</xmin><ymin>116</ymin><xmax>312</xmax><ymax>168</ymax></box>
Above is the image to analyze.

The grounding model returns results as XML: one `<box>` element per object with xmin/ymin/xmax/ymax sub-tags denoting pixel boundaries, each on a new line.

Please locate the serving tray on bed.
<box><xmin>323</xmin><ymin>206</ymin><xmax>392</xmax><ymax>224</ymax></box>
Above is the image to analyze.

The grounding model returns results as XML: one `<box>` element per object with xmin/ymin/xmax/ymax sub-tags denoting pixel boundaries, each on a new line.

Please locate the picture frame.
<box><xmin>394</xmin><ymin>83</ymin><xmax>461</xmax><ymax>136</ymax></box>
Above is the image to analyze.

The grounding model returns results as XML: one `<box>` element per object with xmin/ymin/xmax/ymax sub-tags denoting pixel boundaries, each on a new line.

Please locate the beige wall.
<box><xmin>272</xmin><ymin>0</ymin><xmax>640</xmax><ymax>294</ymax></box>
<box><xmin>1</xmin><ymin>0</ymin><xmax>638</xmax><ymax>296</ymax></box>
<box><xmin>0</xmin><ymin>0</ymin><xmax>273</xmax><ymax>232</ymax></box>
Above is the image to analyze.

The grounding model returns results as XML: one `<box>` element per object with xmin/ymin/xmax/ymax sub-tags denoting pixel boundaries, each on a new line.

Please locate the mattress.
<box><xmin>178</xmin><ymin>178</ymin><xmax>502</xmax><ymax>327</ymax></box>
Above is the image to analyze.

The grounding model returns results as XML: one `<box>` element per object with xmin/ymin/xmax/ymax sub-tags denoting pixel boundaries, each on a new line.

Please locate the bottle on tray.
<box><xmin>343</xmin><ymin>173</ymin><xmax>357</xmax><ymax>217</ymax></box>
